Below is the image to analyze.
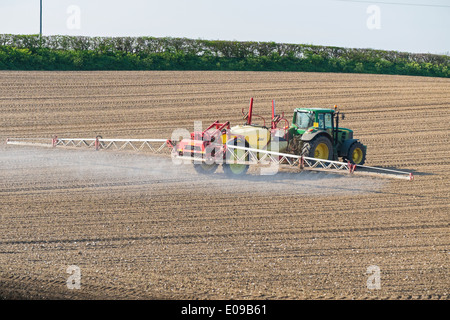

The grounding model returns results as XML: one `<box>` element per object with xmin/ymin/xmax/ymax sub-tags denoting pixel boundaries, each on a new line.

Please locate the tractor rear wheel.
<box><xmin>193</xmin><ymin>162</ymin><xmax>218</xmax><ymax>174</ymax></box>
<box><xmin>301</xmin><ymin>136</ymin><xmax>333</xmax><ymax>160</ymax></box>
<box><xmin>347</xmin><ymin>142</ymin><xmax>366</xmax><ymax>165</ymax></box>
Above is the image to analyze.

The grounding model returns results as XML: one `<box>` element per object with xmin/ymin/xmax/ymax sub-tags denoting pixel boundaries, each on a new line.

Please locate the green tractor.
<box><xmin>287</xmin><ymin>106</ymin><xmax>367</xmax><ymax>165</ymax></box>
<box><xmin>172</xmin><ymin>100</ymin><xmax>367</xmax><ymax>176</ymax></box>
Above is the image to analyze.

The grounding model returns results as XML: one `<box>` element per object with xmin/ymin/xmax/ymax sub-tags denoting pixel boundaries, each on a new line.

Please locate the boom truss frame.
<box><xmin>6</xmin><ymin>136</ymin><xmax>414</xmax><ymax>180</ymax></box>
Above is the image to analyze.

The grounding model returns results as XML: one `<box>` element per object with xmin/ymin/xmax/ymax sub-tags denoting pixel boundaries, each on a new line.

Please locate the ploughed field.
<box><xmin>0</xmin><ymin>71</ymin><xmax>448</xmax><ymax>300</ymax></box>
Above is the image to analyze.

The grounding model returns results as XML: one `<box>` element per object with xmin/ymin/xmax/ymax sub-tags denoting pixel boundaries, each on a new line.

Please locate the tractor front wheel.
<box><xmin>347</xmin><ymin>142</ymin><xmax>366</xmax><ymax>165</ymax></box>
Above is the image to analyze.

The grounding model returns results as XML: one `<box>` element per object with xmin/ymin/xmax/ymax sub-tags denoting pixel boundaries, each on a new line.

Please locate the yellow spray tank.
<box><xmin>228</xmin><ymin>98</ymin><xmax>289</xmax><ymax>152</ymax></box>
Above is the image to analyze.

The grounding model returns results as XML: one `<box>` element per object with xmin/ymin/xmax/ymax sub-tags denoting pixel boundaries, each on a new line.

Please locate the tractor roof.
<box><xmin>295</xmin><ymin>108</ymin><xmax>335</xmax><ymax>113</ymax></box>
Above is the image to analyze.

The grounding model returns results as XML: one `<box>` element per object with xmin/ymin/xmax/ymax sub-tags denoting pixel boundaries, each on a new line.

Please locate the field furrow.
<box><xmin>0</xmin><ymin>71</ymin><xmax>449</xmax><ymax>300</ymax></box>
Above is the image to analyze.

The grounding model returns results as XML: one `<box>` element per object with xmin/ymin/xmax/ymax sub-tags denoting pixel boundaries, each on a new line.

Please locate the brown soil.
<box><xmin>0</xmin><ymin>71</ymin><xmax>448</xmax><ymax>300</ymax></box>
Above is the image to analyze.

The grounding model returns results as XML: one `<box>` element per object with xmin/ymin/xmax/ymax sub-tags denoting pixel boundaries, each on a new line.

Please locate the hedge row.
<box><xmin>0</xmin><ymin>34</ymin><xmax>448</xmax><ymax>77</ymax></box>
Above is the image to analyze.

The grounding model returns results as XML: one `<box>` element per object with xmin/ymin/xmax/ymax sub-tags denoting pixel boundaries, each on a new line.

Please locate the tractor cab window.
<box><xmin>296</xmin><ymin>112</ymin><xmax>314</xmax><ymax>129</ymax></box>
<box><xmin>318</xmin><ymin>114</ymin><xmax>324</xmax><ymax>129</ymax></box>
<box><xmin>325</xmin><ymin>113</ymin><xmax>332</xmax><ymax>128</ymax></box>
<box><xmin>318</xmin><ymin>113</ymin><xmax>333</xmax><ymax>129</ymax></box>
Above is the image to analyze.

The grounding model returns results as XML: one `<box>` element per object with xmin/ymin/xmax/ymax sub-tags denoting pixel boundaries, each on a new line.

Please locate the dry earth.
<box><xmin>0</xmin><ymin>71</ymin><xmax>448</xmax><ymax>300</ymax></box>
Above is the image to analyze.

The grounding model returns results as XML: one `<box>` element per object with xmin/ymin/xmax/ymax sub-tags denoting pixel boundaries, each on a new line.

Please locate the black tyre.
<box><xmin>223</xmin><ymin>138</ymin><xmax>249</xmax><ymax>176</ymax></box>
<box><xmin>301</xmin><ymin>136</ymin><xmax>333</xmax><ymax>160</ymax></box>
<box><xmin>347</xmin><ymin>141</ymin><xmax>366</xmax><ymax>165</ymax></box>
<box><xmin>288</xmin><ymin>135</ymin><xmax>302</xmax><ymax>155</ymax></box>
<box><xmin>193</xmin><ymin>162</ymin><xmax>219</xmax><ymax>174</ymax></box>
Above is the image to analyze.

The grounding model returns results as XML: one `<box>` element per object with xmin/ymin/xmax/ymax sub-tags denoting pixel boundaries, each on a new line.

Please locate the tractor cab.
<box><xmin>291</xmin><ymin>108</ymin><xmax>337</xmax><ymax>136</ymax></box>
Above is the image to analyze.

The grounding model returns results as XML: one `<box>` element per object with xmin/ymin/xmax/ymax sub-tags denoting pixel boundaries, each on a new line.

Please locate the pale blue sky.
<box><xmin>0</xmin><ymin>0</ymin><xmax>449</xmax><ymax>54</ymax></box>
